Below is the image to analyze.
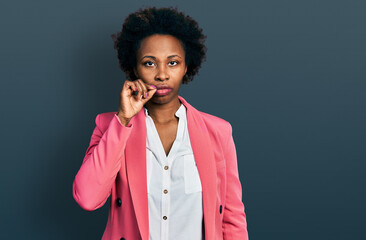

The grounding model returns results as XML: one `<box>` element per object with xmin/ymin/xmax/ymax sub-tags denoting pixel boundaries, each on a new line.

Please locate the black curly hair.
<box><xmin>111</xmin><ymin>6</ymin><xmax>207</xmax><ymax>84</ymax></box>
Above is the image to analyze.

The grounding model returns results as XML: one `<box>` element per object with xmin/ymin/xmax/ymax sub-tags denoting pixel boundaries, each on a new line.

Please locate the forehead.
<box><xmin>137</xmin><ymin>34</ymin><xmax>185</xmax><ymax>58</ymax></box>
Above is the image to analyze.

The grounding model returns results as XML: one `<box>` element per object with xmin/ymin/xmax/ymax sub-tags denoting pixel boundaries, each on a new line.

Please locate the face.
<box><xmin>133</xmin><ymin>34</ymin><xmax>187</xmax><ymax>105</ymax></box>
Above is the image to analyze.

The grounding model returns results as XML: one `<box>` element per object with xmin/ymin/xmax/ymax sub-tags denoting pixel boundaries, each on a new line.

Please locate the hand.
<box><xmin>117</xmin><ymin>79</ymin><xmax>157</xmax><ymax>126</ymax></box>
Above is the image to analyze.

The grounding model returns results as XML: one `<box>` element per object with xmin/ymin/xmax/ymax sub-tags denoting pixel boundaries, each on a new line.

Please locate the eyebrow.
<box><xmin>140</xmin><ymin>55</ymin><xmax>182</xmax><ymax>61</ymax></box>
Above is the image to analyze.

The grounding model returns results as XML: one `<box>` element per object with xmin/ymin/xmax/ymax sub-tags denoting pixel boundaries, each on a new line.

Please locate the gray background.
<box><xmin>1</xmin><ymin>0</ymin><xmax>365</xmax><ymax>239</ymax></box>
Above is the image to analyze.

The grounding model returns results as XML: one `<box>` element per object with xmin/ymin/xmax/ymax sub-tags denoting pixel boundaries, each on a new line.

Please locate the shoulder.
<box><xmin>199</xmin><ymin>110</ymin><xmax>232</xmax><ymax>130</ymax></box>
<box><xmin>196</xmin><ymin>109</ymin><xmax>233</xmax><ymax>138</ymax></box>
<box><xmin>94</xmin><ymin>111</ymin><xmax>118</xmax><ymax>133</ymax></box>
<box><xmin>180</xmin><ymin>95</ymin><xmax>232</xmax><ymax>135</ymax></box>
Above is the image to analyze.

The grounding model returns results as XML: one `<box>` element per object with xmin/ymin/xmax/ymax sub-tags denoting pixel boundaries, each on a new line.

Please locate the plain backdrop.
<box><xmin>1</xmin><ymin>0</ymin><xmax>365</xmax><ymax>239</ymax></box>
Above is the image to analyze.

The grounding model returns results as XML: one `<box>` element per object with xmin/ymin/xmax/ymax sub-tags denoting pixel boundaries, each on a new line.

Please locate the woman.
<box><xmin>73</xmin><ymin>6</ymin><xmax>249</xmax><ymax>240</ymax></box>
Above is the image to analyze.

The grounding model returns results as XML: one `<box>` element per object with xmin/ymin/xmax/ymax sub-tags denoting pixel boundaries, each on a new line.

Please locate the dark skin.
<box><xmin>117</xmin><ymin>34</ymin><xmax>187</xmax><ymax>156</ymax></box>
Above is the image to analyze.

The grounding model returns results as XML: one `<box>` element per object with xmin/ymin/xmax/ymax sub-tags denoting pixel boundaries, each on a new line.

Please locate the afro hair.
<box><xmin>111</xmin><ymin>6</ymin><xmax>207</xmax><ymax>84</ymax></box>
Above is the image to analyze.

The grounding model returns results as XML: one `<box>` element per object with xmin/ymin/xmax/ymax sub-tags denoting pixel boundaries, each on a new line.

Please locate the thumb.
<box><xmin>143</xmin><ymin>84</ymin><xmax>157</xmax><ymax>102</ymax></box>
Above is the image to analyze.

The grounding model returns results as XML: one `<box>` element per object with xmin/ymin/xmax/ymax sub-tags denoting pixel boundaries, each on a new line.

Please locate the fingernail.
<box><xmin>135</xmin><ymin>87</ymin><xmax>137</xmax><ymax>91</ymax></box>
<box><xmin>144</xmin><ymin>93</ymin><xmax>148</xmax><ymax>98</ymax></box>
<box><xmin>151</xmin><ymin>85</ymin><xmax>156</xmax><ymax>89</ymax></box>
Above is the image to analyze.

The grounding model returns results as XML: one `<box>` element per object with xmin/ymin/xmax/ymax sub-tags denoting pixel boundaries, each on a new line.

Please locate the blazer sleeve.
<box><xmin>222</xmin><ymin>123</ymin><xmax>249</xmax><ymax>240</ymax></box>
<box><xmin>72</xmin><ymin>113</ymin><xmax>133</xmax><ymax>211</ymax></box>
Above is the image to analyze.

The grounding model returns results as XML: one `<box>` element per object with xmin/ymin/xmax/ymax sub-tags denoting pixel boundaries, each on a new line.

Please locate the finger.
<box><xmin>142</xmin><ymin>86</ymin><xmax>157</xmax><ymax>102</ymax></box>
<box><xmin>131</xmin><ymin>81</ymin><xmax>139</xmax><ymax>98</ymax></box>
<box><xmin>138</xmin><ymin>79</ymin><xmax>148</xmax><ymax>99</ymax></box>
<box><xmin>146</xmin><ymin>83</ymin><xmax>157</xmax><ymax>90</ymax></box>
<box><xmin>127</xmin><ymin>81</ymin><xmax>140</xmax><ymax>100</ymax></box>
<box><xmin>134</xmin><ymin>80</ymin><xmax>144</xmax><ymax>100</ymax></box>
<box><xmin>123</xmin><ymin>80</ymin><xmax>137</xmax><ymax>97</ymax></box>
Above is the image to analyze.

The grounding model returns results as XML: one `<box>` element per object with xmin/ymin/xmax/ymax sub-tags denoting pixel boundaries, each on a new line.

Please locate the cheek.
<box><xmin>137</xmin><ymin>68</ymin><xmax>154</xmax><ymax>77</ymax></box>
<box><xmin>172</xmin><ymin>66</ymin><xmax>187</xmax><ymax>75</ymax></box>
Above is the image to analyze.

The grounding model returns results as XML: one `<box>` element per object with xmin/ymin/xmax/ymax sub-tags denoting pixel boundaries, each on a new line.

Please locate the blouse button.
<box><xmin>116</xmin><ymin>198</ymin><xmax>122</xmax><ymax>207</ymax></box>
<box><xmin>164</xmin><ymin>165</ymin><xmax>169</xmax><ymax>170</ymax></box>
<box><xmin>163</xmin><ymin>216</ymin><xmax>167</xmax><ymax>220</ymax></box>
<box><xmin>163</xmin><ymin>189</ymin><xmax>168</xmax><ymax>194</ymax></box>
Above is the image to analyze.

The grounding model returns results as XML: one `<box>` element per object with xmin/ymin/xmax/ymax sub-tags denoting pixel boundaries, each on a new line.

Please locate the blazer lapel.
<box><xmin>125</xmin><ymin>95</ymin><xmax>217</xmax><ymax>240</ymax></box>
<box><xmin>179</xmin><ymin>96</ymin><xmax>217</xmax><ymax>240</ymax></box>
<box><xmin>125</xmin><ymin>109</ymin><xmax>149</xmax><ymax>240</ymax></box>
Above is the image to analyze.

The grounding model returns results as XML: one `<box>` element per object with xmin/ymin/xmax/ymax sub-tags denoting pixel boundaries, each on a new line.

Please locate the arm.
<box><xmin>72</xmin><ymin>113</ymin><xmax>133</xmax><ymax>211</ymax></box>
<box><xmin>222</xmin><ymin>123</ymin><xmax>249</xmax><ymax>239</ymax></box>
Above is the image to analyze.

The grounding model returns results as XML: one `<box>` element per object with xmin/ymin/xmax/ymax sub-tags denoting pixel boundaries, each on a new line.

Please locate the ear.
<box><xmin>184</xmin><ymin>65</ymin><xmax>187</xmax><ymax>75</ymax></box>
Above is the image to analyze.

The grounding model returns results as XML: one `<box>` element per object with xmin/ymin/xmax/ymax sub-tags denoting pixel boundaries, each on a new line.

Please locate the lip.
<box><xmin>156</xmin><ymin>85</ymin><xmax>171</xmax><ymax>90</ymax></box>
<box><xmin>154</xmin><ymin>86</ymin><xmax>173</xmax><ymax>96</ymax></box>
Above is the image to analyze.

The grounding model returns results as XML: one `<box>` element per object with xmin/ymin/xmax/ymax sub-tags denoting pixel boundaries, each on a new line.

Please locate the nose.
<box><xmin>155</xmin><ymin>64</ymin><xmax>169</xmax><ymax>81</ymax></box>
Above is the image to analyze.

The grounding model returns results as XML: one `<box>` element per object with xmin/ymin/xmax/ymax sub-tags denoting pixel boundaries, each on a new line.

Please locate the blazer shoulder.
<box><xmin>198</xmin><ymin>110</ymin><xmax>232</xmax><ymax>135</ymax></box>
<box><xmin>94</xmin><ymin>111</ymin><xmax>118</xmax><ymax>132</ymax></box>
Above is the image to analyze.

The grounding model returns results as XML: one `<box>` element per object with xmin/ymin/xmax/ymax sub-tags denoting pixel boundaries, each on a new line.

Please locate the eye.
<box><xmin>143</xmin><ymin>61</ymin><xmax>155</xmax><ymax>67</ymax></box>
<box><xmin>168</xmin><ymin>61</ymin><xmax>178</xmax><ymax>66</ymax></box>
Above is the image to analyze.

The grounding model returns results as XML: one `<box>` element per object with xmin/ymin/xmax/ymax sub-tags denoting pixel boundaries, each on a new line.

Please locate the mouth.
<box><xmin>154</xmin><ymin>87</ymin><xmax>173</xmax><ymax>96</ymax></box>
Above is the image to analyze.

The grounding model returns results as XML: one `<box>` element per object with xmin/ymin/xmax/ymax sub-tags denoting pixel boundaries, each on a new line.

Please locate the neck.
<box><xmin>145</xmin><ymin>97</ymin><xmax>182</xmax><ymax>124</ymax></box>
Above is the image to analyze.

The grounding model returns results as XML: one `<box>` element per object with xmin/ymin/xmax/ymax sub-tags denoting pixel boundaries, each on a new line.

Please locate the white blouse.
<box><xmin>144</xmin><ymin>103</ymin><xmax>204</xmax><ymax>240</ymax></box>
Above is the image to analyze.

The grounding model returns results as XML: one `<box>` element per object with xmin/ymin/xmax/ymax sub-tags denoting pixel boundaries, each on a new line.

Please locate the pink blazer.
<box><xmin>73</xmin><ymin>95</ymin><xmax>249</xmax><ymax>240</ymax></box>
